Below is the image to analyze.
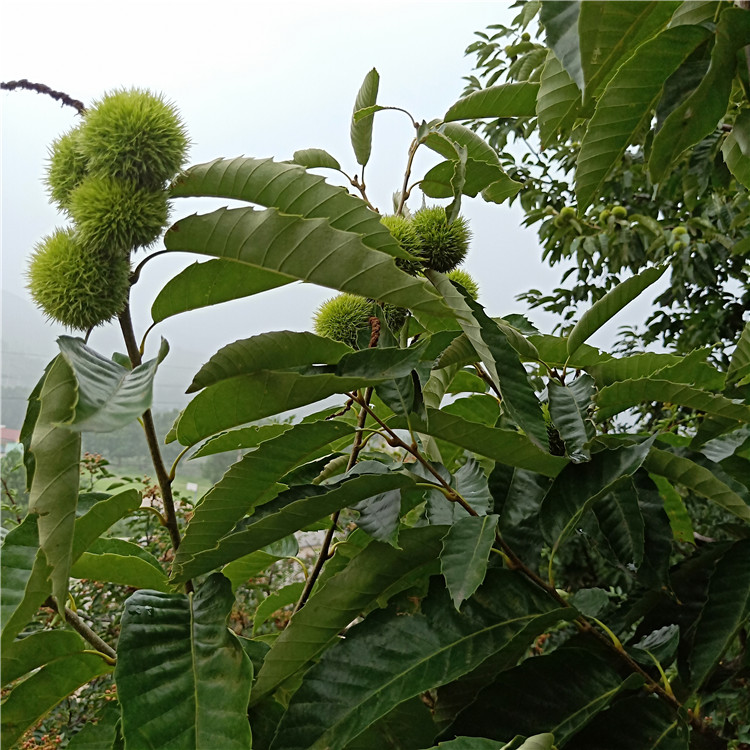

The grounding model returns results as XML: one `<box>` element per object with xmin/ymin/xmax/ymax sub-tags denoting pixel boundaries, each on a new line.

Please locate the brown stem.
<box><xmin>63</xmin><ymin>606</ymin><xmax>116</xmax><ymax>660</ymax></box>
<box><xmin>1</xmin><ymin>79</ymin><xmax>85</xmax><ymax>114</ymax></box>
<box><xmin>396</xmin><ymin>138</ymin><xmax>419</xmax><ymax>216</ymax></box>
<box><xmin>118</xmin><ymin>304</ymin><xmax>191</xmax><ymax>592</ymax></box>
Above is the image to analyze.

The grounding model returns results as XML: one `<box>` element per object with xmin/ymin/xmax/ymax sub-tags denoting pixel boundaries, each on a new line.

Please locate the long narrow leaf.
<box><xmin>444</xmin><ymin>82</ymin><xmax>539</xmax><ymax>122</ymax></box>
<box><xmin>351</xmin><ymin>68</ymin><xmax>379</xmax><ymax>166</ymax></box>
<box><xmin>540</xmin><ymin>0</ymin><xmax>583</xmax><ymax>90</ymax></box>
<box><xmin>537</xmin><ymin>51</ymin><xmax>581</xmax><ymax>148</ymax></box>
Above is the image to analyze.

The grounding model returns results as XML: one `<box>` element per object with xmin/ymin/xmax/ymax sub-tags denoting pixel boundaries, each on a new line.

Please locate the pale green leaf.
<box><xmin>115</xmin><ymin>574</ymin><xmax>252</xmax><ymax>750</ymax></box>
<box><xmin>292</xmin><ymin>148</ymin><xmax>341</xmax><ymax>170</ymax></box>
<box><xmin>191</xmin><ymin>423</ymin><xmax>293</xmax><ymax>459</ymax></box>
<box><xmin>540</xmin><ymin>0</ymin><xmax>583</xmax><ymax>90</ymax></box>
<box><xmin>1</xmin><ymin>629</ymin><xmax>84</xmax><ymax>687</ymax></box>
<box><xmin>722</xmin><ymin>109</ymin><xmax>750</xmax><ymax>189</ymax></box>
<box><xmin>222</xmin><ymin>536</ymin><xmax>299</xmax><ymax>592</ymax></box>
<box><xmin>649</xmin><ymin>473</ymin><xmax>695</xmax><ymax>543</ymax></box>
<box><xmin>253</xmin><ymin>582</ymin><xmax>304</xmax><ymax>636</ymax></box>
<box><xmin>444</xmin><ymin>82</ymin><xmax>540</xmax><ymax>122</ymax></box>
<box><xmin>351</xmin><ymin>68</ymin><xmax>379</xmax><ymax>166</ymax></box>
<box><xmin>537</xmin><ymin>51</ymin><xmax>581</xmax><ymax>148</ymax></box>
<box><xmin>567</xmin><ymin>266</ymin><xmax>667</xmax><ymax>356</ymax></box>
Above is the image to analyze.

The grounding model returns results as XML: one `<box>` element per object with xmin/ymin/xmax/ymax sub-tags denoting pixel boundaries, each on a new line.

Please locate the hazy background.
<box><xmin>1</xmin><ymin>1</ymin><xmax>564</xmax><ymax>424</ymax></box>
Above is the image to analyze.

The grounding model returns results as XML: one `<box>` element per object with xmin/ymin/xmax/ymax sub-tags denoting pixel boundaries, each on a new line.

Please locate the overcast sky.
<box><xmin>2</xmin><ymin>1</ymin><xmax>568</xmax><ymax>406</ymax></box>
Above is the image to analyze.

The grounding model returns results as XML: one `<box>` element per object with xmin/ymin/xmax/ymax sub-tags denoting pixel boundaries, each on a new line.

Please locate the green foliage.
<box><xmin>5</xmin><ymin>24</ymin><xmax>750</xmax><ymax>748</ymax></box>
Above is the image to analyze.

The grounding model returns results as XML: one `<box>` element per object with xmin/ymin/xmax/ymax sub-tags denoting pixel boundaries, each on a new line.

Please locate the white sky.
<box><xmin>1</xmin><ymin>1</ymin><xmax>567</xmax><ymax>406</ymax></box>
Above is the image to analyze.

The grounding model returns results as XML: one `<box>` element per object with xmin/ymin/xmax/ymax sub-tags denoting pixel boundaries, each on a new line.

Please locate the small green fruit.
<box><xmin>672</xmin><ymin>226</ymin><xmax>688</xmax><ymax>236</ymax></box>
<box><xmin>672</xmin><ymin>241</ymin><xmax>687</xmax><ymax>252</ymax></box>
<box><xmin>412</xmin><ymin>206</ymin><xmax>471</xmax><ymax>273</ymax></box>
<box><xmin>381</xmin><ymin>214</ymin><xmax>422</xmax><ymax>275</ymax></box>
<box><xmin>446</xmin><ymin>268</ymin><xmax>480</xmax><ymax>300</ymax></box>
<box><xmin>559</xmin><ymin>206</ymin><xmax>576</xmax><ymax>219</ymax></box>
<box><xmin>612</xmin><ymin>205</ymin><xmax>628</xmax><ymax>219</ymax></box>
<box><xmin>381</xmin><ymin>303</ymin><xmax>408</xmax><ymax>333</ymax></box>
<box><xmin>521</xmin><ymin>32</ymin><xmax>531</xmax><ymax>41</ymax></box>
<box><xmin>79</xmin><ymin>88</ymin><xmax>189</xmax><ymax>187</ymax></box>
<box><xmin>69</xmin><ymin>175</ymin><xmax>169</xmax><ymax>252</ymax></box>
<box><xmin>313</xmin><ymin>294</ymin><xmax>375</xmax><ymax>347</ymax></box>
<box><xmin>45</xmin><ymin>125</ymin><xmax>88</xmax><ymax>210</ymax></box>
<box><xmin>599</xmin><ymin>209</ymin><xmax>611</xmax><ymax>223</ymax></box>
<box><xmin>27</xmin><ymin>228</ymin><xmax>130</xmax><ymax>330</ymax></box>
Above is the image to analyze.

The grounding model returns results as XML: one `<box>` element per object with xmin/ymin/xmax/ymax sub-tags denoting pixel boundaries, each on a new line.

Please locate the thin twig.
<box><xmin>396</xmin><ymin>138</ymin><xmax>420</xmax><ymax>216</ymax></box>
<box><xmin>64</xmin><ymin>606</ymin><xmax>116</xmax><ymax>660</ymax></box>
<box><xmin>1</xmin><ymin>79</ymin><xmax>85</xmax><ymax>114</ymax></box>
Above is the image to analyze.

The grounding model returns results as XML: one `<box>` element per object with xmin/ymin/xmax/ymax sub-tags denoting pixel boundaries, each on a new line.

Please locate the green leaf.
<box><xmin>649</xmin><ymin>474</ymin><xmax>695</xmax><ymax>543</ymax></box>
<box><xmin>58</xmin><ymin>336</ymin><xmax>168</xmax><ymax>432</ymax></box>
<box><xmin>253</xmin><ymin>582</ymin><xmax>305</xmax><ymax>636</ymax></box>
<box><xmin>405</xmin><ymin>408</ymin><xmax>567</xmax><ymax>477</ymax></box>
<box><xmin>292</xmin><ymin>148</ymin><xmax>341</xmax><ymax>170</ymax></box>
<box><xmin>567</xmin><ymin>266</ymin><xmax>667</xmax><ymax>356</ymax></box>
<box><xmin>669</xmin><ymin>1</ymin><xmax>722</xmax><ymax>28</ymax></box>
<box><xmin>1</xmin><ymin>652</ymin><xmax>112</xmax><ymax>748</ymax></box>
<box><xmin>421</xmin><ymin>158</ymin><xmax>521</xmax><ymax>204</ymax></box>
<box><xmin>548</xmin><ymin>375</ymin><xmax>594</xmax><ymax>462</ymax></box>
<box><xmin>164</xmin><ymin>206</ymin><xmax>447</xmax><ymax>317</ymax></box>
<box><xmin>564</xmin><ymin>694</ymin><xmax>687</xmax><ymax>749</ymax></box>
<box><xmin>174</xmin><ymin>471</ymin><xmax>417</xmax><ymax>583</ymax></box>
<box><xmin>689</xmin><ymin>539</ymin><xmax>750</xmax><ymax>690</ymax></box>
<box><xmin>424</xmin><ymin>123</ymin><xmax>501</xmax><ymax>166</ymax></box>
<box><xmin>173</xmin><ymin>420</ymin><xmax>353</xmax><ymax>578</ymax></box>
<box><xmin>27</xmin><ymin>355</ymin><xmax>81</xmax><ymax>610</ymax></box>
<box><xmin>345</xmin><ymin>697</ymin><xmax>438</xmax><ymax>750</ymax></box>
<box><xmin>644</xmin><ymin>447</ymin><xmax>750</xmax><ymax>521</ymax></box>
<box><xmin>170</xmin><ymin>156</ymin><xmax>401</xmax><ymax>258</ymax></box>
<box><xmin>72</xmin><ymin>488</ymin><xmax>142</xmax><ymax>558</ymax></box>
<box><xmin>722</xmin><ymin>109</ymin><xmax>750</xmax><ymax>189</ymax></box>
<box><xmin>440</xmin><ymin>514</ymin><xmax>499</xmax><ymax>609</ymax></box>
<box><xmin>586</xmin><ymin>352</ymin><xmax>682</xmax><ymax>387</ymax></box>
<box><xmin>537</xmin><ymin>51</ymin><xmax>581</xmax><ymax>148</ymax></box>
<box><xmin>530</xmin><ymin>334</ymin><xmax>611</xmax><ymax>369</ymax></box>
<box><xmin>630</xmin><ymin>624</ymin><xmax>680</xmax><ymax>667</ymax></box>
<box><xmin>426</xmin><ymin>271</ymin><xmax>547</xmax><ymax>449</ymax></box>
<box><xmin>252</xmin><ymin>525</ymin><xmax>446</xmax><ymax>704</ymax></box>
<box><xmin>578</xmin><ymin>1</ymin><xmax>680</xmax><ymax>99</ymax></box>
<box><xmin>426</xmin><ymin>458</ymin><xmax>493</xmax><ymax>524</ymax></box>
<box><xmin>593</xmin><ymin>478</ymin><xmax>645</xmax><ymax>569</ymax></box>
<box><xmin>435</xmin><ymin>739</ymin><xmax>505</xmax><ymax>749</ymax></box>
<box><xmin>576</xmin><ymin>25</ymin><xmax>709</xmax><ymax>209</ymax></box>
<box><xmin>270</xmin><ymin>571</ymin><xmax>574</xmax><ymax>750</ymax></box>
<box><xmin>191</xmin><ymin>423</ymin><xmax>293</xmax><ymax>459</ymax></box>
<box><xmin>352</xmin><ymin>488</ymin><xmax>403</xmax><ymax>547</ymax></box>
<box><xmin>351</xmin><ymin>68</ymin><xmax>379</xmax><ymax>166</ymax></box>
<box><xmin>727</xmin><ymin>319</ymin><xmax>750</xmax><ymax>391</ymax></box>
<box><xmin>444</xmin><ymin>82</ymin><xmax>540</xmax><ymax>122</ymax></box>
<box><xmin>70</xmin><ymin>538</ymin><xmax>170</xmax><ymax>592</ymax></box>
<box><xmin>596</xmin><ymin>378</ymin><xmax>750</xmax><ymax>421</ymax></box>
<box><xmin>540</xmin><ymin>438</ymin><xmax>655</xmax><ymax>557</ymax></box>
<box><xmin>19</xmin><ymin>363</ymin><xmax>51</xmax><ymax>491</ymax></box>
<box><xmin>186</xmin><ymin>331</ymin><xmax>352</xmax><ymax>393</ymax></box>
<box><xmin>540</xmin><ymin>0</ymin><xmax>583</xmax><ymax>90</ymax></box>
<box><xmin>222</xmin><ymin>536</ymin><xmax>299</xmax><ymax>592</ymax></box>
<box><xmin>66</xmin><ymin>703</ymin><xmax>122</xmax><ymax>750</ymax></box>
<box><xmin>446</xmin><ymin>647</ymin><xmax>643</xmax><ymax>745</ymax></box>
<box><xmin>1</xmin><ymin>629</ymin><xmax>85</xmax><ymax>686</ymax></box>
<box><xmin>649</xmin><ymin>9</ymin><xmax>750</xmax><ymax>182</ymax></box>
<box><xmin>152</xmin><ymin>258</ymin><xmax>290</xmax><ymax>324</ymax></box>
<box><xmin>115</xmin><ymin>574</ymin><xmax>252</xmax><ymax>750</ymax></box>
<box><xmin>569</xmin><ymin>587</ymin><xmax>610</xmax><ymax>618</ymax></box>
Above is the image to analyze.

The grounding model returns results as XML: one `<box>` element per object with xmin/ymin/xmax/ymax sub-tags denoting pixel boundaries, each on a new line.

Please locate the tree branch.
<box><xmin>63</xmin><ymin>606</ymin><xmax>116</xmax><ymax>660</ymax></box>
<box><xmin>1</xmin><ymin>79</ymin><xmax>85</xmax><ymax>114</ymax></box>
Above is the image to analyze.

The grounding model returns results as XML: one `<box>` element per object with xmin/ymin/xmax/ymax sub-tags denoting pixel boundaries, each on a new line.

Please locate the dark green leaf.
<box><xmin>253</xmin><ymin>582</ymin><xmax>305</xmax><ymax>636</ymax></box>
<box><xmin>722</xmin><ymin>109</ymin><xmax>750</xmax><ymax>189</ymax></box>
<box><xmin>444</xmin><ymin>82</ymin><xmax>540</xmax><ymax>122</ymax></box>
<box><xmin>191</xmin><ymin>423</ymin><xmax>292</xmax><ymax>459</ymax></box>
<box><xmin>1</xmin><ymin>629</ymin><xmax>85</xmax><ymax>687</ymax></box>
<box><xmin>593</xmin><ymin>478</ymin><xmax>645</xmax><ymax>569</ymax></box>
<box><xmin>727</xmin><ymin>319</ymin><xmax>750</xmax><ymax>391</ymax></box>
<box><xmin>27</xmin><ymin>355</ymin><xmax>80</xmax><ymax>609</ymax></box>
<box><xmin>351</xmin><ymin>68</ymin><xmax>379</xmax><ymax>166</ymax></box>
<box><xmin>548</xmin><ymin>375</ymin><xmax>594</xmax><ymax>461</ymax></box>
<box><xmin>353</xmin><ymin>488</ymin><xmax>403</xmax><ymax>547</ymax></box>
<box><xmin>66</xmin><ymin>703</ymin><xmax>122</xmax><ymax>750</ymax></box>
<box><xmin>540</xmin><ymin>0</ymin><xmax>583</xmax><ymax>90</ymax></box>
<box><xmin>426</xmin><ymin>458</ymin><xmax>493</xmax><ymax>525</ymax></box>
<box><xmin>421</xmin><ymin>158</ymin><xmax>521</xmax><ymax>204</ymax></box>
<box><xmin>567</xmin><ymin>266</ymin><xmax>667</xmax><ymax>356</ymax></box>
<box><xmin>222</xmin><ymin>536</ymin><xmax>299</xmax><ymax>592</ymax></box>
<box><xmin>58</xmin><ymin>336</ymin><xmax>167</xmax><ymax>432</ymax></box>
<box><xmin>570</xmin><ymin>588</ymin><xmax>610</xmax><ymax>618</ymax></box>
<box><xmin>252</xmin><ymin>525</ymin><xmax>446</xmax><ymax>704</ymax></box>
<box><xmin>270</xmin><ymin>571</ymin><xmax>573</xmax><ymax>750</ymax></box>
<box><xmin>630</xmin><ymin>624</ymin><xmax>680</xmax><ymax>667</ymax></box>
<box><xmin>441</xmin><ymin>514</ymin><xmax>499</xmax><ymax>609</ymax></box>
<box><xmin>537</xmin><ymin>51</ymin><xmax>581</xmax><ymax>148</ymax></box>
<box><xmin>649</xmin><ymin>9</ymin><xmax>750</xmax><ymax>182</ymax></box>
<box><xmin>292</xmin><ymin>148</ymin><xmax>341</xmax><ymax>170</ymax></box>
<box><xmin>173</xmin><ymin>420</ymin><xmax>353</xmax><ymax>578</ymax></box>
<box><xmin>345</xmin><ymin>697</ymin><xmax>437</xmax><ymax>750</ymax></box>
<box><xmin>115</xmin><ymin>574</ymin><xmax>252</xmax><ymax>750</ymax></box>
<box><xmin>688</xmin><ymin>539</ymin><xmax>750</xmax><ymax>690</ymax></box>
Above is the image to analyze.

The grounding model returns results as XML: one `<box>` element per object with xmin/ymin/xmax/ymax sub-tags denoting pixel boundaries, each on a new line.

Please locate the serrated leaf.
<box><xmin>444</xmin><ymin>82</ymin><xmax>540</xmax><ymax>122</ymax></box>
<box><xmin>689</xmin><ymin>539</ymin><xmax>750</xmax><ymax>690</ymax></box>
<box><xmin>441</xmin><ymin>514</ymin><xmax>499</xmax><ymax>609</ymax></box>
<box><xmin>1</xmin><ymin>629</ymin><xmax>85</xmax><ymax>687</ymax></box>
<box><xmin>596</xmin><ymin>378</ymin><xmax>750</xmax><ymax>421</ymax></box>
<box><xmin>27</xmin><ymin>355</ymin><xmax>80</xmax><ymax>610</ymax></box>
<box><xmin>445</xmin><ymin>646</ymin><xmax>642</xmax><ymax>745</ymax></box>
<box><xmin>151</xmin><ymin>258</ymin><xmax>290</xmax><ymax>324</ymax></box>
<box><xmin>427</xmin><ymin>458</ymin><xmax>493</xmax><ymax>525</ymax></box>
<box><xmin>576</xmin><ymin>25</ymin><xmax>709</xmax><ymax>208</ymax></box>
<box><xmin>426</xmin><ymin>271</ymin><xmax>547</xmax><ymax>449</ymax></box>
<box><xmin>537</xmin><ymin>51</ymin><xmax>581</xmax><ymax>148</ymax></box>
<box><xmin>222</xmin><ymin>536</ymin><xmax>299</xmax><ymax>592</ymax></box>
<box><xmin>172</xmin><ymin>420</ymin><xmax>353</xmax><ymax>578</ymax></box>
<box><xmin>252</xmin><ymin>525</ymin><xmax>446</xmax><ymax>704</ymax></box>
<box><xmin>548</xmin><ymin>375</ymin><xmax>594</xmax><ymax>462</ymax></box>
<box><xmin>567</xmin><ymin>266</ymin><xmax>667</xmax><ymax>356</ymax></box>
<box><xmin>1</xmin><ymin>652</ymin><xmax>112</xmax><ymax>748</ymax></box>
<box><xmin>644</xmin><ymin>447</ymin><xmax>750</xmax><ymax>521</ymax></box>
<box><xmin>163</xmin><ymin>206</ymin><xmax>447</xmax><ymax>318</ymax></box>
<box><xmin>578</xmin><ymin>1</ymin><xmax>680</xmax><ymax>99</ymax></box>
<box><xmin>174</xmin><ymin>471</ymin><xmax>417</xmax><ymax>583</ymax></box>
<box><xmin>649</xmin><ymin>9</ymin><xmax>750</xmax><ymax>182</ymax></box>
<box><xmin>421</xmin><ymin>158</ymin><xmax>521</xmax><ymax>204</ymax></box>
<box><xmin>292</xmin><ymin>148</ymin><xmax>341</xmax><ymax>170</ymax></box>
<box><xmin>170</xmin><ymin>156</ymin><xmax>400</xmax><ymax>257</ymax></box>
<box><xmin>253</xmin><ymin>582</ymin><xmax>304</xmax><ymax>636</ymax></box>
<box><xmin>593</xmin><ymin>478</ymin><xmax>645</xmax><ymax>569</ymax></box>
<box><xmin>269</xmin><ymin>571</ymin><xmax>573</xmax><ymax>750</ymax></box>
<box><xmin>70</xmin><ymin>538</ymin><xmax>170</xmax><ymax>592</ymax></box>
<box><xmin>530</xmin><ymin>334</ymin><xmax>612</xmax><ymax>369</ymax></box>
<box><xmin>402</xmin><ymin>408</ymin><xmax>567</xmax><ymax>477</ymax></box>
<box><xmin>352</xmin><ymin>488</ymin><xmax>403</xmax><ymax>547</ymax></box>
<box><xmin>649</xmin><ymin>473</ymin><xmax>695</xmax><ymax>543</ymax></box>
<box><xmin>586</xmin><ymin>352</ymin><xmax>681</xmax><ymax>387</ymax></box>
<box><xmin>58</xmin><ymin>336</ymin><xmax>167</xmax><ymax>432</ymax></box>
<box><xmin>191</xmin><ymin>423</ymin><xmax>292</xmax><ymax>459</ymax></box>
<box><xmin>115</xmin><ymin>574</ymin><xmax>252</xmax><ymax>750</ymax></box>
<box><xmin>540</xmin><ymin>439</ymin><xmax>655</xmax><ymax>557</ymax></box>
<box><xmin>540</xmin><ymin>0</ymin><xmax>583</xmax><ymax>90</ymax></box>
<box><xmin>351</xmin><ymin>68</ymin><xmax>379</xmax><ymax>166</ymax></box>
